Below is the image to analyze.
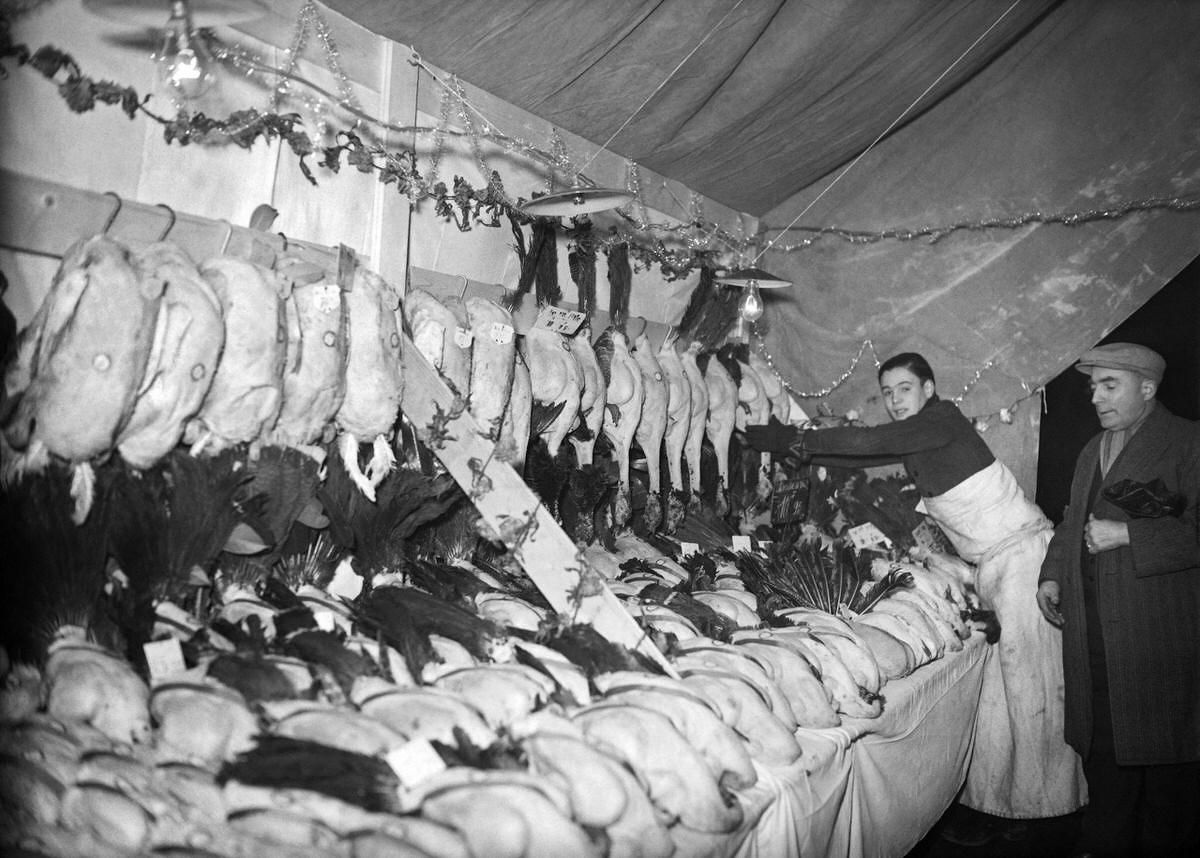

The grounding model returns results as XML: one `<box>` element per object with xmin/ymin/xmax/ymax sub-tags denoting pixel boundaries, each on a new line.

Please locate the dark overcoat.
<box><xmin>1039</xmin><ymin>403</ymin><xmax>1200</xmax><ymax>764</ymax></box>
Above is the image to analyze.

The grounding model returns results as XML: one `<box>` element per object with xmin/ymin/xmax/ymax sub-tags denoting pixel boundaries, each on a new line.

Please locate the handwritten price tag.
<box><xmin>912</xmin><ymin>520</ymin><xmax>943</xmax><ymax>553</ymax></box>
<box><xmin>533</xmin><ymin>306</ymin><xmax>586</xmax><ymax>336</ymax></box>
<box><xmin>453</xmin><ymin>326</ymin><xmax>474</xmax><ymax>348</ymax></box>
<box><xmin>386</xmin><ymin>738</ymin><xmax>447</xmax><ymax>788</ymax></box>
<box><xmin>731</xmin><ymin>535</ymin><xmax>753</xmax><ymax>552</ymax></box>
<box><xmin>847</xmin><ymin>522</ymin><xmax>891</xmax><ymax>551</ymax></box>
<box><xmin>678</xmin><ymin>542</ymin><xmax>700</xmax><ymax>558</ymax></box>
<box><xmin>489</xmin><ymin>322</ymin><xmax>514</xmax><ymax>344</ymax></box>
<box><xmin>143</xmin><ymin>638</ymin><xmax>186</xmax><ymax>682</ymax></box>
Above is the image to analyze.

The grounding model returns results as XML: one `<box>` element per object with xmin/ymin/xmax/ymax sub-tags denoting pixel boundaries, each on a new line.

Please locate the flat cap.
<box><xmin>1075</xmin><ymin>342</ymin><xmax>1165</xmax><ymax>383</ymax></box>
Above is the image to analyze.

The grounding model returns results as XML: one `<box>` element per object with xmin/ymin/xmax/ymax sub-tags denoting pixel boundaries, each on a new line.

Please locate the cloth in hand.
<box><xmin>744</xmin><ymin>416</ymin><xmax>807</xmax><ymax>460</ymax></box>
<box><xmin>1102</xmin><ymin>477</ymin><xmax>1186</xmax><ymax>519</ymax></box>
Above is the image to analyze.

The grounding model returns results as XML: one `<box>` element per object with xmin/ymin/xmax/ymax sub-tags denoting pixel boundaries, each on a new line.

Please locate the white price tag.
<box><xmin>453</xmin><ymin>326</ymin><xmax>474</xmax><ymax>348</ymax></box>
<box><xmin>489</xmin><ymin>322</ymin><xmax>514</xmax><ymax>344</ymax></box>
<box><xmin>326</xmin><ymin>557</ymin><xmax>363</xmax><ymax>600</ymax></box>
<box><xmin>678</xmin><ymin>542</ymin><xmax>700</xmax><ymax>558</ymax></box>
<box><xmin>386</xmin><ymin>738</ymin><xmax>447</xmax><ymax>788</ymax></box>
<box><xmin>912</xmin><ymin>520</ymin><xmax>942</xmax><ymax>553</ymax></box>
<box><xmin>533</xmin><ymin>306</ymin><xmax>586</xmax><ymax>336</ymax></box>
<box><xmin>313</xmin><ymin>611</ymin><xmax>337</xmax><ymax>632</ymax></box>
<box><xmin>731</xmin><ymin>535</ymin><xmax>753</xmax><ymax>552</ymax></box>
<box><xmin>848</xmin><ymin>522</ymin><xmax>892</xmax><ymax>551</ymax></box>
<box><xmin>314</xmin><ymin>284</ymin><xmax>341</xmax><ymax>314</ymax></box>
<box><xmin>143</xmin><ymin>638</ymin><xmax>186</xmax><ymax>682</ymax></box>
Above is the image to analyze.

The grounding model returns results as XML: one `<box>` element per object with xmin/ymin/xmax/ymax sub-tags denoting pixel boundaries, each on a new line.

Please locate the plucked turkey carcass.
<box><xmin>736</xmin><ymin>357</ymin><xmax>773</xmax><ymax>506</ymax></box>
<box><xmin>574</xmin><ymin>701</ymin><xmax>743</xmax><ymax>833</ymax></box>
<box><xmin>703</xmin><ymin>353</ymin><xmax>738</xmax><ymax>517</ymax></box>
<box><xmin>3</xmin><ymin>235</ymin><xmax>162</xmax><ymax>464</ymax></box>
<box><xmin>497</xmin><ymin>346</ymin><xmax>533</xmax><ymax>472</ymax></box>
<box><xmin>524</xmin><ymin>326</ymin><xmax>582</xmax><ymax>459</ymax></box>
<box><xmin>749</xmin><ymin>349</ymin><xmax>789</xmax><ymax>422</ymax></box>
<box><xmin>681</xmin><ymin>341</ymin><xmax>709</xmax><ymax>512</ymax></box>
<box><xmin>594</xmin><ymin>327</ymin><xmax>643</xmax><ymax>530</ymax></box>
<box><xmin>265</xmin><ymin>256</ymin><xmax>347</xmax><ymax>449</ymax></box>
<box><xmin>657</xmin><ymin>331</ymin><xmax>691</xmax><ymax>533</ymax></box>
<box><xmin>115</xmin><ymin>242</ymin><xmax>224</xmax><ymax>468</ymax></box>
<box><xmin>632</xmin><ymin>330</ymin><xmax>669</xmax><ymax>533</ymax></box>
<box><xmin>44</xmin><ymin>635</ymin><xmax>151</xmax><ymax>746</ymax></box>
<box><xmin>185</xmin><ymin>255</ymin><xmax>287</xmax><ymax>454</ymax></box>
<box><xmin>465</xmin><ymin>296</ymin><xmax>516</xmax><ymax>442</ymax></box>
<box><xmin>405</xmin><ymin>288</ymin><xmax>471</xmax><ymax>397</ymax></box>
<box><xmin>334</xmin><ymin>267</ymin><xmax>404</xmax><ymax>500</ymax></box>
<box><xmin>567</xmin><ymin>325</ymin><xmax>606</xmax><ymax>467</ymax></box>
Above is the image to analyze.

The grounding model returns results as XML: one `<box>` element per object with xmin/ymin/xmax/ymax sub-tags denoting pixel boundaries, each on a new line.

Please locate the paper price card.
<box><xmin>847</xmin><ymin>521</ymin><xmax>892</xmax><ymax>551</ymax></box>
<box><xmin>912</xmin><ymin>519</ymin><xmax>943</xmax><ymax>553</ymax></box>
<box><xmin>143</xmin><ymin>638</ymin><xmax>186</xmax><ymax>682</ymax></box>
<box><xmin>731</xmin><ymin>535</ymin><xmax>753</xmax><ymax>552</ymax></box>
<box><xmin>387</xmin><ymin>738</ymin><xmax>447</xmax><ymax>789</ymax></box>
<box><xmin>453</xmin><ymin>326</ymin><xmax>474</xmax><ymax>348</ymax></box>
<box><xmin>532</xmin><ymin>306</ymin><xmax>586</xmax><ymax>336</ymax></box>
<box><xmin>489</xmin><ymin>322</ymin><xmax>514</xmax><ymax>344</ymax></box>
<box><xmin>678</xmin><ymin>542</ymin><xmax>700</xmax><ymax>558</ymax></box>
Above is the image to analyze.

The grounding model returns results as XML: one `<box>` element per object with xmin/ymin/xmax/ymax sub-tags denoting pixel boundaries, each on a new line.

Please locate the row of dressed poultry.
<box><xmin>2</xmin><ymin>235</ymin><xmax>785</xmax><ymax>536</ymax></box>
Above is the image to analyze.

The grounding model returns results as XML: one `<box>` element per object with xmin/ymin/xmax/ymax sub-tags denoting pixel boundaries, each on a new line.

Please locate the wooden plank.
<box><xmin>0</xmin><ymin>167</ymin><xmax>335</xmax><ymax>270</ymax></box>
<box><xmin>399</xmin><ymin>335</ymin><xmax>675</xmax><ymax>674</ymax></box>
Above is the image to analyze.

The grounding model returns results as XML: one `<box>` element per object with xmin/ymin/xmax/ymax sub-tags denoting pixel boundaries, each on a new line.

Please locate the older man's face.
<box><xmin>1088</xmin><ymin>366</ymin><xmax>1154</xmax><ymax>431</ymax></box>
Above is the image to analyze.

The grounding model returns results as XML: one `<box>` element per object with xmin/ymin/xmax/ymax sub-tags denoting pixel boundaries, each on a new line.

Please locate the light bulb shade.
<box><xmin>520</xmin><ymin>186</ymin><xmax>635</xmax><ymax>217</ymax></box>
<box><xmin>157</xmin><ymin>6</ymin><xmax>216</xmax><ymax>100</ymax></box>
<box><xmin>715</xmin><ymin>267</ymin><xmax>791</xmax><ymax>289</ymax></box>
<box><xmin>738</xmin><ymin>284</ymin><xmax>764</xmax><ymax>321</ymax></box>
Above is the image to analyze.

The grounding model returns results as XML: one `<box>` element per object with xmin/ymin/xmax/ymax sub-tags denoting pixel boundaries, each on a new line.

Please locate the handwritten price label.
<box><xmin>533</xmin><ymin>306</ymin><xmax>586</xmax><ymax>336</ymax></box>
<box><xmin>847</xmin><ymin>522</ymin><xmax>892</xmax><ymax>551</ymax></box>
<box><xmin>731</xmin><ymin>535</ymin><xmax>753</xmax><ymax>552</ymax></box>
<box><xmin>453</xmin><ymin>326</ymin><xmax>474</xmax><ymax>348</ymax></box>
<box><xmin>678</xmin><ymin>542</ymin><xmax>700</xmax><ymax>558</ymax></box>
<box><xmin>489</xmin><ymin>322</ymin><xmax>514</xmax><ymax>344</ymax></box>
<box><xmin>143</xmin><ymin>638</ymin><xmax>186</xmax><ymax>682</ymax></box>
<box><xmin>387</xmin><ymin>738</ymin><xmax>447</xmax><ymax>788</ymax></box>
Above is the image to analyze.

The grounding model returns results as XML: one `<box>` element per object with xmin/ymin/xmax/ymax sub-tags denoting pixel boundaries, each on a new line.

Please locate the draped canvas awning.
<box><xmin>322</xmin><ymin>0</ymin><xmax>1200</xmax><ymax>418</ymax></box>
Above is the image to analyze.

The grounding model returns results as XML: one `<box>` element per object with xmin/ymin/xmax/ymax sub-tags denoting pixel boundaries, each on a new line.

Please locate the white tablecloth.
<box><xmin>685</xmin><ymin>632</ymin><xmax>991</xmax><ymax>858</ymax></box>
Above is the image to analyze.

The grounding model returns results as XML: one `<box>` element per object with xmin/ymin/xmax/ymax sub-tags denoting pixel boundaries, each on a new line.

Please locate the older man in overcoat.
<box><xmin>1037</xmin><ymin>342</ymin><xmax>1200</xmax><ymax>858</ymax></box>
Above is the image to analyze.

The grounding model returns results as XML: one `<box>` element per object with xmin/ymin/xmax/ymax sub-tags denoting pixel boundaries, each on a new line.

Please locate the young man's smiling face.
<box><xmin>1087</xmin><ymin>366</ymin><xmax>1155</xmax><ymax>430</ymax></box>
<box><xmin>879</xmin><ymin>367</ymin><xmax>934</xmax><ymax>422</ymax></box>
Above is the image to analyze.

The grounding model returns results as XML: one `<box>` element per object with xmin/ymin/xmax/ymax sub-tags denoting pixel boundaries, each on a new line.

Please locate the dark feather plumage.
<box><xmin>715</xmin><ymin>344</ymin><xmax>743</xmax><ymax>386</ymax></box>
<box><xmin>676</xmin><ymin>266</ymin><xmax>741</xmax><ymax>349</ymax></box>
<box><xmin>0</xmin><ymin>461</ymin><xmax>116</xmax><ymax>659</ymax></box>
<box><xmin>592</xmin><ymin>327</ymin><xmax>615</xmax><ymax>386</ymax></box>
<box><xmin>567</xmin><ymin>218</ymin><xmax>598</xmax><ymax>320</ymax></box>
<box><xmin>219</xmin><ymin>735</ymin><xmax>401</xmax><ymax>814</ymax></box>
<box><xmin>206</xmin><ymin>652</ymin><xmax>297</xmax><ymax>703</ymax></box>
<box><xmin>529</xmin><ymin>400</ymin><xmax>567</xmax><ymax>440</ymax></box>
<box><xmin>282</xmin><ymin>629</ymin><xmax>380</xmax><ymax>696</ymax></box>
<box><xmin>318</xmin><ymin>452</ymin><xmax>464</xmax><ymax>579</ymax></box>
<box><xmin>359</xmin><ymin>586</ymin><xmax>505</xmax><ymax>665</ymax></box>
<box><xmin>606</xmin><ymin>243</ymin><xmax>632</xmax><ymax>332</ymax></box>
<box><xmin>532</xmin><ymin>622</ymin><xmax>664</xmax><ymax>677</ymax></box>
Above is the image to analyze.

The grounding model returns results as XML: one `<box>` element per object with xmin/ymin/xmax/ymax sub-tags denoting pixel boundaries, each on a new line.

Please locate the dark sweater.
<box><xmin>801</xmin><ymin>397</ymin><xmax>995</xmax><ymax>497</ymax></box>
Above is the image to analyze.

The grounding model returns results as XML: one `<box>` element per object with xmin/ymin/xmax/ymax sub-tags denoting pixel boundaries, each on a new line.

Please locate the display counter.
<box><xmin>682</xmin><ymin>633</ymin><xmax>989</xmax><ymax>858</ymax></box>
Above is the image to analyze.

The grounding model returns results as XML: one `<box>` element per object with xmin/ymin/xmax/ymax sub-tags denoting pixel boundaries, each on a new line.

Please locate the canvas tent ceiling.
<box><xmin>325</xmin><ymin>0</ymin><xmax>1200</xmax><ymax>421</ymax></box>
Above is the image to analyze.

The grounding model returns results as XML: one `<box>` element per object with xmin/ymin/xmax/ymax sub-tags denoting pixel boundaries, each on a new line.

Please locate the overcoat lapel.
<box><xmin>1100</xmin><ymin>406</ymin><xmax>1173</xmax><ymax>492</ymax></box>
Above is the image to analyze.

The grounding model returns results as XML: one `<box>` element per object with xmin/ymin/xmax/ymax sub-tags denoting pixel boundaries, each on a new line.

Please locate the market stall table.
<box><xmin>706</xmin><ymin>631</ymin><xmax>989</xmax><ymax>858</ymax></box>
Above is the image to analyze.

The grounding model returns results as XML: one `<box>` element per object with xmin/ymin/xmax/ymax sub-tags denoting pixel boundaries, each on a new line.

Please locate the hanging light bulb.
<box><xmin>156</xmin><ymin>0</ymin><xmax>217</xmax><ymax>100</ymax></box>
<box><xmin>738</xmin><ymin>282</ymin><xmax>764</xmax><ymax>322</ymax></box>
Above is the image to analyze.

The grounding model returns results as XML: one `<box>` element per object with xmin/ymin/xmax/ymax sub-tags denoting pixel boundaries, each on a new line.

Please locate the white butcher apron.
<box><xmin>919</xmin><ymin>460</ymin><xmax>1086</xmax><ymax>818</ymax></box>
